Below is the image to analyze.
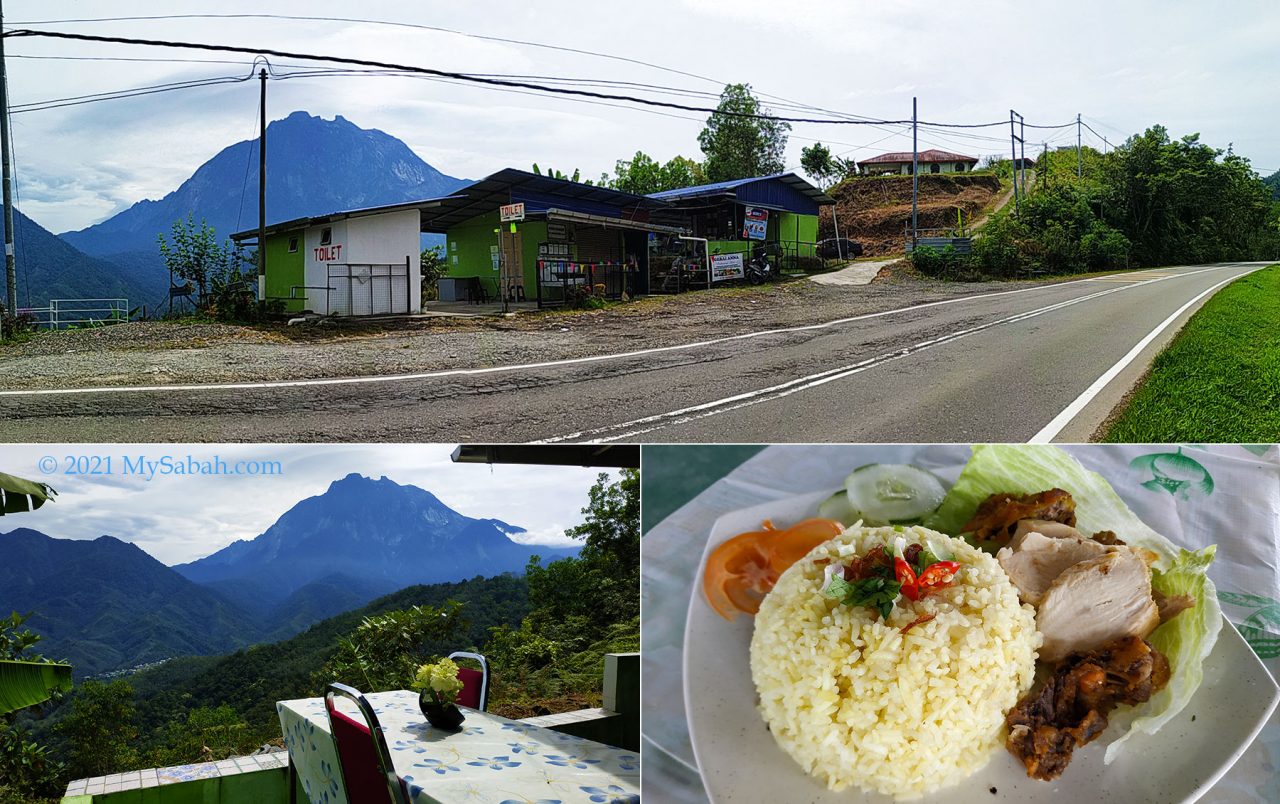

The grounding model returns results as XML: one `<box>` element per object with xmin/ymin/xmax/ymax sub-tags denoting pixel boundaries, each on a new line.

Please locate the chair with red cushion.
<box><xmin>447</xmin><ymin>651</ymin><xmax>490</xmax><ymax>711</ymax></box>
<box><xmin>324</xmin><ymin>683</ymin><xmax>411</xmax><ymax>804</ymax></box>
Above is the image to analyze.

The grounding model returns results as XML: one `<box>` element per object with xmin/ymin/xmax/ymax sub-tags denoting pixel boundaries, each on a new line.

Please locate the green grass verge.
<box><xmin>1101</xmin><ymin>263</ymin><xmax>1280</xmax><ymax>442</ymax></box>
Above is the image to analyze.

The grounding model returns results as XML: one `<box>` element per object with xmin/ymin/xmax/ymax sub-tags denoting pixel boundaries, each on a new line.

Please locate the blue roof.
<box><xmin>647</xmin><ymin>172</ymin><xmax>834</xmax><ymax>215</ymax></box>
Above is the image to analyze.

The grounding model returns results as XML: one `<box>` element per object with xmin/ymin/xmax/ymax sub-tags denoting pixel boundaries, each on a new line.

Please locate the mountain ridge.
<box><xmin>61</xmin><ymin>112</ymin><xmax>468</xmax><ymax>260</ymax></box>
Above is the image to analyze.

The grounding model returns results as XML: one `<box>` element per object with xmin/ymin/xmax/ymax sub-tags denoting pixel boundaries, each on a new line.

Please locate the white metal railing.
<box><xmin>20</xmin><ymin>298</ymin><xmax>130</xmax><ymax>329</ymax></box>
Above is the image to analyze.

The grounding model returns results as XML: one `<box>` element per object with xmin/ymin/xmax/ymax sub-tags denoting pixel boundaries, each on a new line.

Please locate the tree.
<box><xmin>698</xmin><ymin>83</ymin><xmax>791</xmax><ymax>182</ymax></box>
<box><xmin>608</xmin><ymin>152</ymin><xmax>706</xmax><ymax>194</ymax></box>
<box><xmin>317</xmin><ymin>602</ymin><xmax>466</xmax><ymax>693</ymax></box>
<box><xmin>800</xmin><ymin>142</ymin><xmax>857</xmax><ymax>189</ymax></box>
<box><xmin>531</xmin><ymin>164</ymin><xmax>593</xmax><ymax>185</ymax></box>
<box><xmin>55</xmin><ymin>680</ymin><xmax>138</xmax><ymax>779</ymax></box>
<box><xmin>156</xmin><ymin>213</ymin><xmax>241</xmax><ymax>303</ymax></box>
<box><xmin>0</xmin><ymin>613</ymin><xmax>66</xmax><ymax>802</ymax></box>
<box><xmin>420</xmin><ymin>246</ymin><xmax>446</xmax><ymax>303</ymax></box>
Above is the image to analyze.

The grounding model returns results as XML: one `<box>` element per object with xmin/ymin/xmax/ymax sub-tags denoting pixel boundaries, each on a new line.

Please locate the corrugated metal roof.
<box><xmin>859</xmin><ymin>149</ymin><xmax>978</xmax><ymax>165</ymax></box>
<box><xmin>647</xmin><ymin>172</ymin><xmax>834</xmax><ymax>207</ymax></box>
<box><xmin>232</xmin><ymin>168</ymin><xmax>674</xmax><ymax>241</ymax></box>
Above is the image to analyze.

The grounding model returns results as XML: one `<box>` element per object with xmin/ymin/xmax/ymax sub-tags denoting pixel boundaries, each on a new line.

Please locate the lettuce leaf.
<box><xmin>924</xmin><ymin>444</ymin><xmax>1222</xmax><ymax>763</ymax></box>
<box><xmin>1104</xmin><ymin>546</ymin><xmax>1221</xmax><ymax>763</ymax></box>
<box><xmin>926</xmin><ymin>444</ymin><xmax>1177</xmax><ymax>568</ymax></box>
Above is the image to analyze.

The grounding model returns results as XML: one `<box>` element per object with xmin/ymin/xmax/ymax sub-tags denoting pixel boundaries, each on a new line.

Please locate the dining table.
<box><xmin>278</xmin><ymin>689</ymin><xmax>639</xmax><ymax>804</ymax></box>
<box><xmin>641</xmin><ymin>443</ymin><xmax>1280</xmax><ymax>804</ymax></box>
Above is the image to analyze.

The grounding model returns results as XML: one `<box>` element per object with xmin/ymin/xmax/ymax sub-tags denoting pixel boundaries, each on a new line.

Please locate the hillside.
<box><xmin>125</xmin><ymin>574</ymin><xmax>530</xmax><ymax>735</ymax></box>
<box><xmin>61</xmin><ymin>111</ymin><xmax>468</xmax><ymax>264</ymax></box>
<box><xmin>0</xmin><ymin>528</ymin><xmax>261</xmax><ymax>677</ymax></box>
<box><xmin>1</xmin><ymin>209</ymin><xmax>167</xmax><ymax>310</ymax></box>
<box><xmin>1264</xmin><ymin>169</ymin><xmax>1280</xmax><ymax>200</ymax></box>
<box><xmin>819</xmin><ymin>173</ymin><xmax>1007</xmax><ymax>256</ymax></box>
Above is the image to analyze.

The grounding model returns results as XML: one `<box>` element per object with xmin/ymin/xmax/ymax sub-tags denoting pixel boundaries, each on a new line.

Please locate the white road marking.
<box><xmin>0</xmin><ymin>267</ymin><xmax>1207</xmax><ymax>398</ymax></box>
<box><xmin>535</xmin><ymin>266</ymin><xmax>1241</xmax><ymax>443</ymax></box>
<box><xmin>1028</xmin><ymin>266</ymin><xmax>1265</xmax><ymax>443</ymax></box>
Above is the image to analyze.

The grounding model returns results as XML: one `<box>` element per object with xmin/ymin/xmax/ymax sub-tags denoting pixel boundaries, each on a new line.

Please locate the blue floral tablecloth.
<box><xmin>641</xmin><ymin>444</ymin><xmax>1280</xmax><ymax>803</ymax></box>
<box><xmin>278</xmin><ymin>689</ymin><xmax>639</xmax><ymax>804</ymax></box>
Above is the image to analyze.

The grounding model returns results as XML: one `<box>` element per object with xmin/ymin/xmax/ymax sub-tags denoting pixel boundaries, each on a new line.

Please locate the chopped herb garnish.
<box><xmin>841</xmin><ymin>576</ymin><xmax>902</xmax><ymax>620</ymax></box>
<box><xmin>892</xmin><ymin>524</ymin><xmax>905</xmax><ymax>532</ymax></box>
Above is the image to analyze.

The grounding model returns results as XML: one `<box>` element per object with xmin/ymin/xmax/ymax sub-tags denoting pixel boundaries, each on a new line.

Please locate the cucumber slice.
<box><xmin>816</xmin><ymin>490</ymin><xmax>864</xmax><ymax>526</ymax></box>
<box><xmin>844</xmin><ymin>464</ymin><xmax>947</xmax><ymax>524</ymax></box>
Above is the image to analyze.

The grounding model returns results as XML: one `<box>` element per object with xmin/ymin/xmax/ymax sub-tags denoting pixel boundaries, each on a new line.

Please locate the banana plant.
<box><xmin>0</xmin><ymin>471</ymin><xmax>56</xmax><ymax>515</ymax></box>
<box><xmin>0</xmin><ymin>659</ymin><xmax>72</xmax><ymax>715</ymax></box>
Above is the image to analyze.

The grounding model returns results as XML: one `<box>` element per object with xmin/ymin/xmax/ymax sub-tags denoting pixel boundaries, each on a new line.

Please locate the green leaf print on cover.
<box><xmin>1130</xmin><ymin>448</ymin><xmax>1214</xmax><ymax>499</ymax></box>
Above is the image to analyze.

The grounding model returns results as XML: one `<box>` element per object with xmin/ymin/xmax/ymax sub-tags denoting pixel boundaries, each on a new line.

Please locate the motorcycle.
<box><xmin>744</xmin><ymin>249</ymin><xmax>775</xmax><ymax>285</ymax></box>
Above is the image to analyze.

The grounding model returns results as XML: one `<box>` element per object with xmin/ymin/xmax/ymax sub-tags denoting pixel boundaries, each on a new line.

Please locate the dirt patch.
<box><xmin>820</xmin><ymin>174</ymin><xmax>1004</xmax><ymax>257</ymax></box>
<box><xmin>0</xmin><ymin>275</ymin><xmax>1071</xmax><ymax>391</ymax></box>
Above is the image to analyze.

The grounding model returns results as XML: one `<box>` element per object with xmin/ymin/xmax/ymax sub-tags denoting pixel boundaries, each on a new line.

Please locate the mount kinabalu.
<box><xmin>173</xmin><ymin>473</ymin><xmax>578</xmax><ymax>611</ymax></box>
<box><xmin>59</xmin><ymin>110</ymin><xmax>467</xmax><ymax>270</ymax></box>
<box><xmin>0</xmin><ymin>528</ymin><xmax>258</xmax><ymax>677</ymax></box>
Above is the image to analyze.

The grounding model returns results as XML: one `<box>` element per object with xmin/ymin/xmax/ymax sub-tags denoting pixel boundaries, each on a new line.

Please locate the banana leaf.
<box><xmin>0</xmin><ymin>659</ymin><xmax>73</xmax><ymax>714</ymax></box>
<box><xmin>0</xmin><ymin>472</ymin><xmax>57</xmax><ymax>516</ymax></box>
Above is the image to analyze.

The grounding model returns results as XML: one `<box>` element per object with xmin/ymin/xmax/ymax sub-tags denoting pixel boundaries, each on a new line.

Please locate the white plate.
<box><xmin>684</xmin><ymin>491</ymin><xmax>1280</xmax><ymax>803</ymax></box>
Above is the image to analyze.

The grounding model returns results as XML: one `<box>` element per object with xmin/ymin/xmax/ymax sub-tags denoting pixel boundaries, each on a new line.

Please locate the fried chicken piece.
<box><xmin>1006</xmin><ymin>636</ymin><xmax>1170</xmax><ymax>781</ymax></box>
<box><xmin>962</xmin><ymin>489</ymin><xmax>1077</xmax><ymax>546</ymax></box>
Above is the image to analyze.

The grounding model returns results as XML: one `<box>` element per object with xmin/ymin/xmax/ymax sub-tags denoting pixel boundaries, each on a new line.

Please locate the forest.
<box><xmin>911</xmin><ymin>125</ymin><xmax>1280</xmax><ymax>278</ymax></box>
<box><xmin>0</xmin><ymin>470</ymin><xmax>639</xmax><ymax>804</ymax></box>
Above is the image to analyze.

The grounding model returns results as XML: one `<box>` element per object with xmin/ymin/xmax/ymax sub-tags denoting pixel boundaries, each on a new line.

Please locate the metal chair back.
<box><xmin>323</xmin><ymin>682</ymin><xmax>410</xmax><ymax>804</ymax></box>
<box><xmin>447</xmin><ymin>651</ymin><xmax>490</xmax><ymax>712</ymax></box>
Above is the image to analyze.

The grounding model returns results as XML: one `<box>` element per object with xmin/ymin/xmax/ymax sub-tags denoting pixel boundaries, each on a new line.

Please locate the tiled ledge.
<box><xmin>521</xmin><ymin>706</ymin><xmax>612</xmax><ymax>729</ymax></box>
<box><xmin>64</xmin><ymin>749</ymin><xmax>288</xmax><ymax>798</ymax></box>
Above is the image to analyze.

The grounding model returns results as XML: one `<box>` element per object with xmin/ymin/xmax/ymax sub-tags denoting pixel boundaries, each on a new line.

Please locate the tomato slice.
<box><xmin>702</xmin><ymin>518</ymin><xmax>843</xmax><ymax>620</ymax></box>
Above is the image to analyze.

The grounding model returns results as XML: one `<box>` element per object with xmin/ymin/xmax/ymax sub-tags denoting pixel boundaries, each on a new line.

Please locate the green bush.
<box><xmin>911</xmin><ymin>244</ymin><xmax>973</xmax><ymax>278</ymax></box>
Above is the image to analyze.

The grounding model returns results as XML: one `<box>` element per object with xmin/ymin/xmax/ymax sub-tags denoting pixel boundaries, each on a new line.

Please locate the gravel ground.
<box><xmin>0</xmin><ymin>276</ymin><xmax>1055</xmax><ymax>390</ymax></box>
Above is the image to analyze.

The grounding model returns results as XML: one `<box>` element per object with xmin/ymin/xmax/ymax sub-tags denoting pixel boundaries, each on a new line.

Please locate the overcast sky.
<box><xmin>1</xmin><ymin>444</ymin><xmax>607</xmax><ymax>564</ymax></box>
<box><xmin>5</xmin><ymin>1</ymin><xmax>1278</xmax><ymax>233</ymax></box>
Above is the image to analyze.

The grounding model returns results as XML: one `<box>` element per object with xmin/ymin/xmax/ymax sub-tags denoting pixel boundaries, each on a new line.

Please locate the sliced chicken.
<box><xmin>1036</xmin><ymin>551</ymin><xmax>1161</xmax><ymax>663</ymax></box>
<box><xmin>1012</xmin><ymin>518</ymin><xmax>1086</xmax><ymax>542</ymax></box>
<box><xmin>997</xmin><ymin>530</ymin><xmax>1110</xmax><ymax>606</ymax></box>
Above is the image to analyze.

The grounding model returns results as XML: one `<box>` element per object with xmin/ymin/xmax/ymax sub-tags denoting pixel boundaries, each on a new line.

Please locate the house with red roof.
<box><xmin>857</xmin><ymin>149</ymin><xmax>980</xmax><ymax>176</ymax></box>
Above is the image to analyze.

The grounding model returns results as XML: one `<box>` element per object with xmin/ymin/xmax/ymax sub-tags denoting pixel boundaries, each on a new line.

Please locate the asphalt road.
<box><xmin>0</xmin><ymin>262</ymin><xmax>1264</xmax><ymax>443</ymax></box>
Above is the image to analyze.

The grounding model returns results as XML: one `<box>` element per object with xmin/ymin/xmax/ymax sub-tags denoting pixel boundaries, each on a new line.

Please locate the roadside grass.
<box><xmin>1100</xmin><ymin>263</ymin><xmax>1280</xmax><ymax>442</ymax></box>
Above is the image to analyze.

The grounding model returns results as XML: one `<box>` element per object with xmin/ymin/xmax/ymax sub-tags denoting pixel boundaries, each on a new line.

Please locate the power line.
<box><xmin>9</xmin><ymin>70</ymin><xmax>257</xmax><ymax>114</ymax></box>
<box><xmin>4</xmin><ymin>28</ymin><xmax>1070</xmax><ymax>130</ymax></box>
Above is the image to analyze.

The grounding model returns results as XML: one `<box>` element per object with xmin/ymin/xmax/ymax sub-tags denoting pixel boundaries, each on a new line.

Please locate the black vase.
<box><xmin>419</xmin><ymin>692</ymin><xmax>465</xmax><ymax>731</ymax></box>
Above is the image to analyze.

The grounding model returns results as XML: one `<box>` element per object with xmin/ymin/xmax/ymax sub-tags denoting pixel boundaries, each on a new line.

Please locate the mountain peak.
<box><xmin>59</xmin><ymin>111</ymin><xmax>467</xmax><ymax>265</ymax></box>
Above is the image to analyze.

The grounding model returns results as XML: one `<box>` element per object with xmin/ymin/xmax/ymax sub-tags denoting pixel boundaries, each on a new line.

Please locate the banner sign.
<box><xmin>500</xmin><ymin>202</ymin><xmax>526</xmax><ymax>222</ymax></box>
<box><xmin>742</xmin><ymin>206</ymin><xmax>769</xmax><ymax>240</ymax></box>
<box><xmin>710</xmin><ymin>252</ymin><xmax>744</xmax><ymax>282</ymax></box>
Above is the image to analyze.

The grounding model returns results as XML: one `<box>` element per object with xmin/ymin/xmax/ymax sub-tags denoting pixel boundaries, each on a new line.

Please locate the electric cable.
<box><xmin>4</xmin><ymin>28</ymin><xmax>1072</xmax><ymax>129</ymax></box>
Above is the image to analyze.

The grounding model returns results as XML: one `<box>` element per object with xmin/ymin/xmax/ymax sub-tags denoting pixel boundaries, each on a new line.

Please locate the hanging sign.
<box><xmin>742</xmin><ymin>206</ymin><xmax>769</xmax><ymax>240</ymax></box>
<box><xmin>500</xmin><ymin>203</ymin><xmax>526</xmax><ymax>222</ymax></box>
<box><xmin>710</xmin><ymin>252</ymin><xmax>744</xmax><ymax>282</ymax></box>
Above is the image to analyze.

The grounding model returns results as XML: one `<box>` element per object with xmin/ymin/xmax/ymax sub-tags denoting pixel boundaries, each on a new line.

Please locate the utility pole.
<box><xmin>1009</xmin><ymin>109</ymin><xmax>1023</xmax><ymax>215</ymax></box>
<box><xmin>910</xmin><ymin>96</ymin><xmax>918</xmax><ymax>244</ymax></box>
<box><xmin>0</xmin><ymin>0</ymin><xmax>17</xmax><ymax>322</ymax></box>
<box><xmin>1076</xmin><ymin>113</ymin><xmax>1083</xmax><ymax>178</ymax></box>
<box><xmin>1019</xmin><ymin>114</ymin><xmax>1027</xmax><ymax>192</ymax></box>
<box><xmin>257</xmin><ymin>67</ymin><xmax>267</xmax><ymax>301</ymax></box>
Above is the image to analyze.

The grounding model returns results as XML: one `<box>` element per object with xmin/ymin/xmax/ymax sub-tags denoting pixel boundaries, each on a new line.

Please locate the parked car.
<box><xmin>818</xmin><ymin>238</ymin><xmax>864</xmax><ymax>259</ymax></box>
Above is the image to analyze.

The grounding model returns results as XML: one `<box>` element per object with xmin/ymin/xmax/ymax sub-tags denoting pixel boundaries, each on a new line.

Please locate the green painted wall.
<box><xmin>778</xmin><ymin>212</ymin><xmax>819</xmax><ymax>258</ymax></box>
<box><xmin>444</xmin><ymin>212</ymin><xmax>549</xmax><ymax>294</ymax></box>
<box><xmin>263</xmin><ymin>230</ymin><xmax>306</xmax><ymax>312</ymax></box>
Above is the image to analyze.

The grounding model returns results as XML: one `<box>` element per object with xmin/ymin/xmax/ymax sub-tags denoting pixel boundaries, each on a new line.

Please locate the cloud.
<box><xmin>0</xmin><ymin>444</ymin><xmax>604</xmax><ymax>565</ymax></box>
<box><xmin>7</xmin><ymin>0</ymin><xmax>1278</xmax><ymax>234</ymax></box>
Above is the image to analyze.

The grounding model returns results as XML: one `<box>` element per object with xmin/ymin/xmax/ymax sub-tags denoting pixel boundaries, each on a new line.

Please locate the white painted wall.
<box><xmin>301</xmin><ymin>209</ymin><xmax>421</xmax><ymax>315</ymax></box>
